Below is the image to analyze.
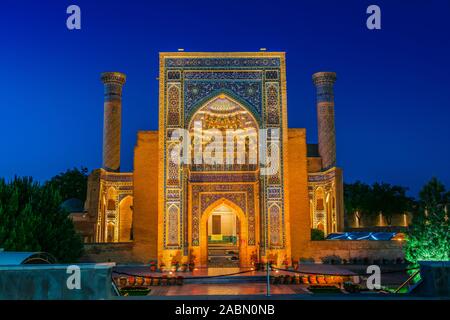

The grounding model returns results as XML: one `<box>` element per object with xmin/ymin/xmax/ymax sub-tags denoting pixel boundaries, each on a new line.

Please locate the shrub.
<box><xmin>311</xmin><ymin>228</ymin><xmax>325</xmax><ymax>240</ymax></box>
<box><xmin>321</xmin><ymin>255</ymin><xmax>342</xmax><ymax>265</ymax></box>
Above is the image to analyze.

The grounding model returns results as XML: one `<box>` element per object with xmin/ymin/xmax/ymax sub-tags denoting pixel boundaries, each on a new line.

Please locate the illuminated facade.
<box><xmin>80</xmin><ymin>52</ymin><xmax>344</xmax><ymax>268</ymax></box>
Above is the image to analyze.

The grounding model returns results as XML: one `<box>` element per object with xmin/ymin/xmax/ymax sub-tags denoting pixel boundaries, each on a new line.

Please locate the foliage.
<box><xmin>404</xmin><ymin>178</ymin><xmax>450</xmax><ymax>265</ymax></box>
<box><xmin>45</xmin><ymin>167</ymin><xmax>88</xmax><ymax>203</ymax></box>
<box><xmin>370</xmin><ymin>183</ymin><xmax>413</xmax><ymax>225</ymax></box>
<box><xmin>307</xmin><ymin>285</ymin><xmax>342</xmax><ymax>294</ymax></box>
<box><xmin>311</xmin><ymin>228</ymin><xmax>325</xmax><ymax>240</ymax></box>
<box><xmin>321</xmin><ymin>255</ymin><xmax>342</xmax><ymax>264</ymax></box>
<box><xmin>418</xmin><ymin>177</ymin><xmax>450</xmax><ymax>209</ymax></box>
<box><xmin>344</xmin><ymin>181</ymin><xmax>414</xmax><ymax>226</ymax></box>
<box><xmin>119</xmin><ymin>287</ymin><xmax>151</xmax><ymax>296</ymax></box>
<box><xmin>344</xmin><ymin>181</ymin><xmax>371</xmax><ymax>225</ymax></box>
<box><xmin>343</xmin><ymin>281</ymin><xmax>361</xmax><ymax>293</ymax></box>
<box><xmin>0</xmin><ymin>176</ymin><xmax>84</xmax><ymax>262</ymax></box>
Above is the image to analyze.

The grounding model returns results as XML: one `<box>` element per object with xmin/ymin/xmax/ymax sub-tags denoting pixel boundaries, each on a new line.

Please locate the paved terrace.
<box><xmin>113</xmin><ymin>264</ymin><xmax>411</xmax><ymax>297</ymax></box>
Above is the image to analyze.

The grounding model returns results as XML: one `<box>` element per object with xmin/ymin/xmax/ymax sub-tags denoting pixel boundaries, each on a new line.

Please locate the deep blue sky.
<box><xmin>0</xmin><ymin>0</ymin><xmax>449</xmax><ymax>196</ymax></box>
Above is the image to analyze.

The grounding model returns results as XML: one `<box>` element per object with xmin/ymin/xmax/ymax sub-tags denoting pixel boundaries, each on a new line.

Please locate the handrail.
<box><xmin>111</xmin><ymin>278</ymin><xmax>121</xmax><ymax>296</ymax></box>
<box><xmin>394</xmin><ymin>269</ymin><xmax>420</xmax><ymax>293</ymax></box>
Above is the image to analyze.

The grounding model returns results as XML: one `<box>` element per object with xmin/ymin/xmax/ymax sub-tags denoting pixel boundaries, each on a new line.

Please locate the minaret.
<box><xmin>101</xmin><ymin>72</ymin><xmax>126</xmax><ymax>172</ymax></box>
<box><xmin>312</xmin><ymin>72</ymin><xmax>337</xmax><ymax>170</ymax></box>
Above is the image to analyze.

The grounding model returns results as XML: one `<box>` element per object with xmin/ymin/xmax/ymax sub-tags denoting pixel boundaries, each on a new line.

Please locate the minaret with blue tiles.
<box><xmin>312</xmin><ymin>72</ymin><xmax>337</xmax><ymax>170</ymax></box>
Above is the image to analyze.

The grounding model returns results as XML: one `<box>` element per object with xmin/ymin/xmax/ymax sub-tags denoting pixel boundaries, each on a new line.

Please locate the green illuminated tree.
<box><xmin>404</xmin><ymin>178</ymin><xmax>450</xmax><ymax>264</ymax></box>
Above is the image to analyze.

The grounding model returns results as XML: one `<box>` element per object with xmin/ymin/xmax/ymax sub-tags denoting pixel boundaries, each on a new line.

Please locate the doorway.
<box><xmin>207</xmin><ymin>204</ymin><xmax>240</xmax><ymax>267</ymax></box>
<box><xmin>199</xmin><ymin>197</ymin><xmax>248</xmax><ymax>268</ymax></box>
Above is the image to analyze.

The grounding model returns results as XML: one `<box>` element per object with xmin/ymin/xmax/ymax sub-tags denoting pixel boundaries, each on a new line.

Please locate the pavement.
<box><xmin>113</xmin><ymin>264</ymin><xmax>411</xmax><ymax>297</ymax></box>
<box><xmin>147</xmin><ymin>283</ymin><xmax>308</xmax><ymax>296</ymax></box>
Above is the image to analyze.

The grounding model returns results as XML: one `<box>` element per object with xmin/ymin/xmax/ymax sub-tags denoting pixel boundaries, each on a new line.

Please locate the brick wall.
<box><xmin>287</xmin><ymin>128</ymin><xmax>312</xmax><ymax>261</ymax></box>
<box><xmin>132</xmin><ymin>131</ymin><xmax>159</xmax><ymax>262</ymax></box>
<box><xmin>81</xmin><ymin>243</ymin><xmax>137</xmax><ymax>264</ymax></box>
<box><xmin>300</xmin><ymin>240</ymin><xmax>404</xmax><ymax>263</ymax></box>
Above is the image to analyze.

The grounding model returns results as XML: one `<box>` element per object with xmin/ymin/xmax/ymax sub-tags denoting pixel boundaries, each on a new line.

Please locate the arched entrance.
<box><xmin>200</xmin><ymin>198</ymin><xmax>248</xmax><ymax>268</ymax></box>
<box><xmin>119</xmin><ymin>195</ymin><xmax>133</xmax><ymax>242</ymax></box>
<box><xmin>207</xmin><ymin>204</ymin><xmax>240</xmax><ymax>267</ymax></box>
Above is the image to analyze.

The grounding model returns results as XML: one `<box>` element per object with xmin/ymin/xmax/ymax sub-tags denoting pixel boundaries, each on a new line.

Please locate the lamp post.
<box><xmin>265</xmin><ymin>212</ymin><xmax>270</xmax><ymax>297</ymax></box>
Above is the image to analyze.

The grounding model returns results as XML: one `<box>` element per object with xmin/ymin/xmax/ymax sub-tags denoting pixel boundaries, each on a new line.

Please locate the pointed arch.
<box><xmin>119</xmin><ymin>195</ymin><xmax>133</xmax><ymax>242</ymax></box>
<box><xmin>185</xmin><ymin>89</ymin><xmax>261</xmax><ymax>128</ymax></box>
<box><xmin>106</xmin><ymin>187</ymin><xmax>117</xmax><ymax>211</ymax></box>
<box><xmin>200</xmin><ymin>197</ymin><xmax>248</xmax><ymax>267</ymax></box>
<box><xmin>187</xmin><ymin>93</ymin><xmax>260</xmax><ymax>171</ymax></box>
<box><xmin>106</xmin><ymin>222</ymin><xmax>115</xmax><ymax>243</ymax></box>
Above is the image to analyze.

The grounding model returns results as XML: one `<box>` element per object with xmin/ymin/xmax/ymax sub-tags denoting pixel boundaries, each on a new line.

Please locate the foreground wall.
<box><xmin>81</xmin><ymin>243</ymin><xmax>139</xmax><ymax>264</ymax></box>
<box><xmin>300</xmin><ymin>240</ymin><xmax>404</xmax><ymax>263</ymax></box>
<box><xmin>414</xmin><ymin>261</ymin><xmax>450</xmax><ymax>297</ymax></box>
<box><xmin>80</xmin><ymin>240</ymin><xmax>404</xmax><ymax>265</ymax></box>
<box><xmin>0</xmin><ymin>263</ymin><xmax>115</xmax><ymax>300</ymax></box>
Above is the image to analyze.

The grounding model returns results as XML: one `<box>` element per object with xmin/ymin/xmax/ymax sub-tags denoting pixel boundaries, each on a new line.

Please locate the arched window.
<box><xmin>106</xmin><ymin>187</ymin><xmax>117</xmax><ymax>210</ymax></box>
<box><xmin>119</xmin><ymin>196</ymin><xmax>133</xmax><ymax>242</ymax></box>
<box><xmin>107</xmin><ymin>199</ymin><xmax>116</xmax><ymax>211</ymax></box>
<box><xmin>315</xmin><ymin>188</ymin><xmax>325</xmax><ymax>211</ymax></box>
<box><xmin>107</xmin><ymin>223</ymin><xmax>115</xmax><ymax>242</ymax></box>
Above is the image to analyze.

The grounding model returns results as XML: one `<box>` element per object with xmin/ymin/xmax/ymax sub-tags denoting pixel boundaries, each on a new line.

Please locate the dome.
<box><xmin>61</xmin><ymin>198</ymin><xmax>84</xmax><ymax>213</ymax></box>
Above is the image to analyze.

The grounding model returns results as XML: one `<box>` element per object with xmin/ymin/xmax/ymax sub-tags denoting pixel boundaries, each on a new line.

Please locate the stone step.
<box><xmin>208</xmin><ymin>251</ymin><xmax>239</xmax><ymax>256</ymax></box>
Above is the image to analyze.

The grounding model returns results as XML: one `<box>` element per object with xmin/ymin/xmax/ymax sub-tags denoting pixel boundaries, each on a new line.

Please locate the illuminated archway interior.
<box><xmin>188</xmin><ymin>94</ymin><xmax>259</xmax><ymax>172</ymax></box>
<box><xmin>207</xmin><ymin>203</ymin><xmax>241</xmax><ymax>267</ymax></box>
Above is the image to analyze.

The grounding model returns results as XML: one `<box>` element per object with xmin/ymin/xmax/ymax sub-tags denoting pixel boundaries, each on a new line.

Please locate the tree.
<box><xmin>345</xmin><ymin>181</ymin><xmax>414</xmax><ymax>227</ymax></box>
<box><xmin>404</xmin><ymin>178</ymin><xmax>450</xmax><ymax>265</ymax></box>
<box><xmin>0</xmin><ymin>177</ymin><xmax>83</xmax><ymax>262</ymax></box>
<box><xmin>45</xmin><ymin>167</ymin><xmax>88</xmax><ymax>202</ymax></box>
<box><xmin>370</xmin><ymin>183</ymin><xmax>413</xmax><ymax>226</ymax></box>
<box><xmin>344</xmin><ymin>181</ymin><xmax>371</xmax><ymax>227</ymax></box>
<box><xmin>418</xmin><ymin>177</ymin><xmax>449</xmax><ymax>210</ymax></box>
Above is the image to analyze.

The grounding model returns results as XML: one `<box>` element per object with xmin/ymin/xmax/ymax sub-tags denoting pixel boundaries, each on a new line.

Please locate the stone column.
<box><xmin>101</xmin><ymin>72</ymin><xmax>126</xmax><ymax>172</ymax></box>
<box><xmin>312</xmin><ymin>72</ymin><xmax>337</xmax><ymax>170</ymax></box>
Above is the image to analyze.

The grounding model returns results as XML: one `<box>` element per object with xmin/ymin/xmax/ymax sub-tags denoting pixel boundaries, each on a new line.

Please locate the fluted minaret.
<box><xmin>312</xmin><ymin>72</ymin><xmax>337</xmax><ymax>170</ymax></box>
<box><xmin>101</xmin><ymin>72</ymin><xmax>126</xmax><ymax>172</ymax></box>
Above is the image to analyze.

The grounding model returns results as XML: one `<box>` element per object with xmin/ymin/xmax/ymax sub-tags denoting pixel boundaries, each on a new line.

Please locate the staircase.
<box><xmin>208</xmin><ymin>244</ymin><xmax>239</xmax><ymax>267</ymax></box>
